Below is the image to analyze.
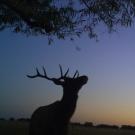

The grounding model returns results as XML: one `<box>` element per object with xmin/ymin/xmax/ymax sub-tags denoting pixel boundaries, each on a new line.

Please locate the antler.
<box><xmin>59</xmin><ymin>65</ymin><xmax>79</xmax><ymax>79</ymax></box>
<box><xmin>27</xmin><ymin>65</ymin><xmax>80</xmax><ymax>85</ymax></box>
<box><xmin>27</xmin><ymin>67</ymin><xmax>53</xmax><ymax>81</ymax></box>
<box><xmin>27</xmin><ymin>65</ymin><xmax>70</xmax><ymax>85</ymax></box>
<box><xmin>73</xmin><ymin>70</ymin><xmax>79</xmax><ymax>78</ymax></box>
<box><xmin>59</xmin><ymin>64</ymin><xmax>69</xmax><ymax>78</ymax></box>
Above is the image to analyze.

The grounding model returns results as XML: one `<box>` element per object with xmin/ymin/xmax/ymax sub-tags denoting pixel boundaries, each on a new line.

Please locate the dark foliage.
<box><xmin>0</xmin><ymin>0</ymin><xmax>135</xmax><ymax>43</ymax></box>
<box><xmin>17</xmin><ymin>118</ymin><xmax>30</xmax><ymax>122</ymax></box>
<box><xmin>84</xmin><ymin>122</ymin><xmax>93</xmax><ymax>127</ymax></box>
<box><xmin>121</xmin><ymin>125</ymin><xmax>135</xmax><ymax>130</ymax></box>
<box><xmin>96</xmin><ymin>124</ymin><xmax>119</xmax><ymax>129</ymax></box>
<box><xmin>0</xmin><ymin>118</ymin><xmax>6</xmax><ymax>121</ymax></box>
<box><xmin>9</xmin><ymin>117</ymin><xmax>15</xmax><ymax>121</ymax></box>
<box><xmin>71</xmin><ymin>122</ymin><xmax>82</xmax><ymax>127</ymax></box>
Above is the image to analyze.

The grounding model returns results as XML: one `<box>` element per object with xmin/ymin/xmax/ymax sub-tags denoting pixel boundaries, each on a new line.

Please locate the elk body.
<box><xmin>27</xmin><ymin>65</ymin><xmax>88</xmax><ymax>135</ymax></box>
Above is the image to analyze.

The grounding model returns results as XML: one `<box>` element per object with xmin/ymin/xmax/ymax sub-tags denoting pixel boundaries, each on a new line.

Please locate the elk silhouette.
<box><xmin>27</xmin><ymin>65</ymin><xmax>88</xmax><ymax>135</ymax></box>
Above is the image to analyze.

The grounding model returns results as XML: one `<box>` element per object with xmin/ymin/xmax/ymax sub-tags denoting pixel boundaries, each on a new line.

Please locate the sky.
<box><xmin>1</xmin><ymin>26</ymin><xmax>135</xmax><ymax>126</ymax></box>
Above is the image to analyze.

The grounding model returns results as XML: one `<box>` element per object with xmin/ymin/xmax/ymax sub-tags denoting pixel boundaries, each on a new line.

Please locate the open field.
<box><xmin>1</xmin><ymin>121</ymin><xmax>135</xmax><ymax>135</ymax></box>
<box><xmin>0</xmin><ymin>121</ymin><xmax>29</xmax><ymax>135</ymax></box>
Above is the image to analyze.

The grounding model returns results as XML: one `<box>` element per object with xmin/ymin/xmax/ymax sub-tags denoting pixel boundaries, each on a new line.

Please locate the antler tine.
<box><xmin>77</xmin><ymin>71</ymin><xmax>79</xmax><ymax>77</ymax></box>
<box><xmin>73</xmin><ymin>70</ymin><xmax>78</xmax><ymax>78</ymax></box>
<box><xmin>42</xmin><ymin>66</ymin><xmax>53</xmax><ymax>80</ymax></box>
<box><xmin>27</xmin><ymin>67</ymin><xmax>53</xmax><ymax>80</ymax></box>
<box><xmin>26</xmin><ymin>68</ymin><xmax>40</xmax><ymax>78</ymax></box>
<box><xmin>27</xmin><ymin>74</ymin><xmax>35</xmax><ymax>78</ymax></box>
<box><xmin>59</xmin><ymin>64</ymin><xmax>63</xmax><ymax>77</ymax></box>
<box><xmin>64</xmin><ymin>68</ymin><xmax>69</xmax><ymax>77</ymax></box>
<box><xmin>42</xmin><ymin>66</ymin><xmax>47</xmax><ymax>76</ymax></box>
<box><xmin>36</xmin><ymin>68</ymin><xmax>40</xmax><ymax>75</ymax></box>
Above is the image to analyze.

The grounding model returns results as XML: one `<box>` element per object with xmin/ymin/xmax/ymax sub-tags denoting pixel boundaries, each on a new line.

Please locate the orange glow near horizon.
<box><xmin>71</xmin><ymin>97</ymin><xmax>135</xmax><ymax>126</ymax></box>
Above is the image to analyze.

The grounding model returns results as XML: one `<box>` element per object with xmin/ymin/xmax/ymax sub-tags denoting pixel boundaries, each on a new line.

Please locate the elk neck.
<box><xmin>60</xmin><ymin>88</ymin><xmax>78</xmax><ymax>116</ymax></box>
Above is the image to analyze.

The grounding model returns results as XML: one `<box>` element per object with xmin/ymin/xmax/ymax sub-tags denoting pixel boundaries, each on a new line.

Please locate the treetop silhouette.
<box><xmin>1</xmin><ymin>0</ymin><xmax>135</xmax><ymax>43</ymax></box>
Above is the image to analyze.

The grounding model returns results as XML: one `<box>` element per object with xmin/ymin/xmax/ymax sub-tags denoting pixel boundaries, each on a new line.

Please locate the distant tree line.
<box><xmin>71</xmin><ymin>121</ymin><xmax>135</xmax><ymax>130</ymax></box>
<box><xmin>1</xmin><ymin>118</ymin><xmax>135</xmax><ymax>130</ymax></box>
<box><xmin>0</xmin><ymin>117</ymin><xmax>30</xmax><ymax>122</ymax></box>
<box><xmin>71</xmin><ymin>122</ymin><xmax>119</xmax><ymax>129</ymax></box>
<box><xmin>121</xmin><ymin>125</ymin><xmax>135</xmax><ymax>130</ymax></box>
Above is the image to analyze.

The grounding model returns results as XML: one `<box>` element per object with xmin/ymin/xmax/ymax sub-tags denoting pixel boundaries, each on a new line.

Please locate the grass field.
<box><xmin>0</xmin><ymin>121</ymin><xmax>135</xmax><ymax>135</ymax></box>
<box><xmin>0</xmin><ymin>121</ymin><xmax>29</xmax><ymax>135</ymax></box>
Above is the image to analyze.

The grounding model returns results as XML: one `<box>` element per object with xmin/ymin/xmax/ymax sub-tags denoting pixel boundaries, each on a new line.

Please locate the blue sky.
<box><xmin>1</xmin><ymin>26</ymin><xmax>135</xmax><ymax>125</ymax></box>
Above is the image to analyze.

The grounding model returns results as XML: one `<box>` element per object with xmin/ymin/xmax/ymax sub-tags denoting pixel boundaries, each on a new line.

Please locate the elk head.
<box><xmin>27</xmin><ymin>65</ymin><xmax>88</xmax><ymax>94</ymax></box>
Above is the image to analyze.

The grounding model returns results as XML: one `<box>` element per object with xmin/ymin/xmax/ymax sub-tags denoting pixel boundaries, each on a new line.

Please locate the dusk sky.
<box><xmin>1</xmin><ymin>26</ymin><xmax>135</xmax><ymax>126</ymax></box>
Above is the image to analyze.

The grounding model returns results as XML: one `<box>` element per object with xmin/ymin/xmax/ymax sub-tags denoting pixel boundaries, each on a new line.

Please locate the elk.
<box><xmin>27</xmin><ymin>65</ymin><xmax>88</xmax><ymax>135</ymax></box>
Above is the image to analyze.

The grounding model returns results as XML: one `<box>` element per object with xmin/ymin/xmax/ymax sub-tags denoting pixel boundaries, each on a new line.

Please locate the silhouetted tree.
<box><xmin>9</xmin><ymin>117</ymin><xmax>15</xmax><ymax>121</ymax></box>
<box><xmin>71</xmin><ymin>122</ymin><xmax>82</xmax><ymax>127</ymax></box>
<box><xmin>0</xmin><ymin>118</ymin><xmax>6</xmax><ymax>121</ymax></box>
<box><xmin>17</xmin><ymin>118</ymin><xmax>30</xmax><ymax>122</ymax></box>
<box><xmin>121</xmin><ymin>125</ymin><xmax>135</xmax><ymax>130</ymax></box>
<box><xmin>96</xmin><ymin>124</ymin><xmax>119</xmax><ymax>129</ymax></box>
<box><xmin>84</xmin><ymin>122</ymin><xmax>93</xmax><ymax>127</ymax></box>
<box><xmin>0</xmin><ymin>0</ymin><xmax>135</xmax><ymax>43</ymax></box>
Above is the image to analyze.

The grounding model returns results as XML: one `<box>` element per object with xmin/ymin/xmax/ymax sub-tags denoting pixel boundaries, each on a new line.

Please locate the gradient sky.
<box><xmin>1</xmin><ymin>26</ymin><xmax>135</xmax><ymax>126</ymax></box>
